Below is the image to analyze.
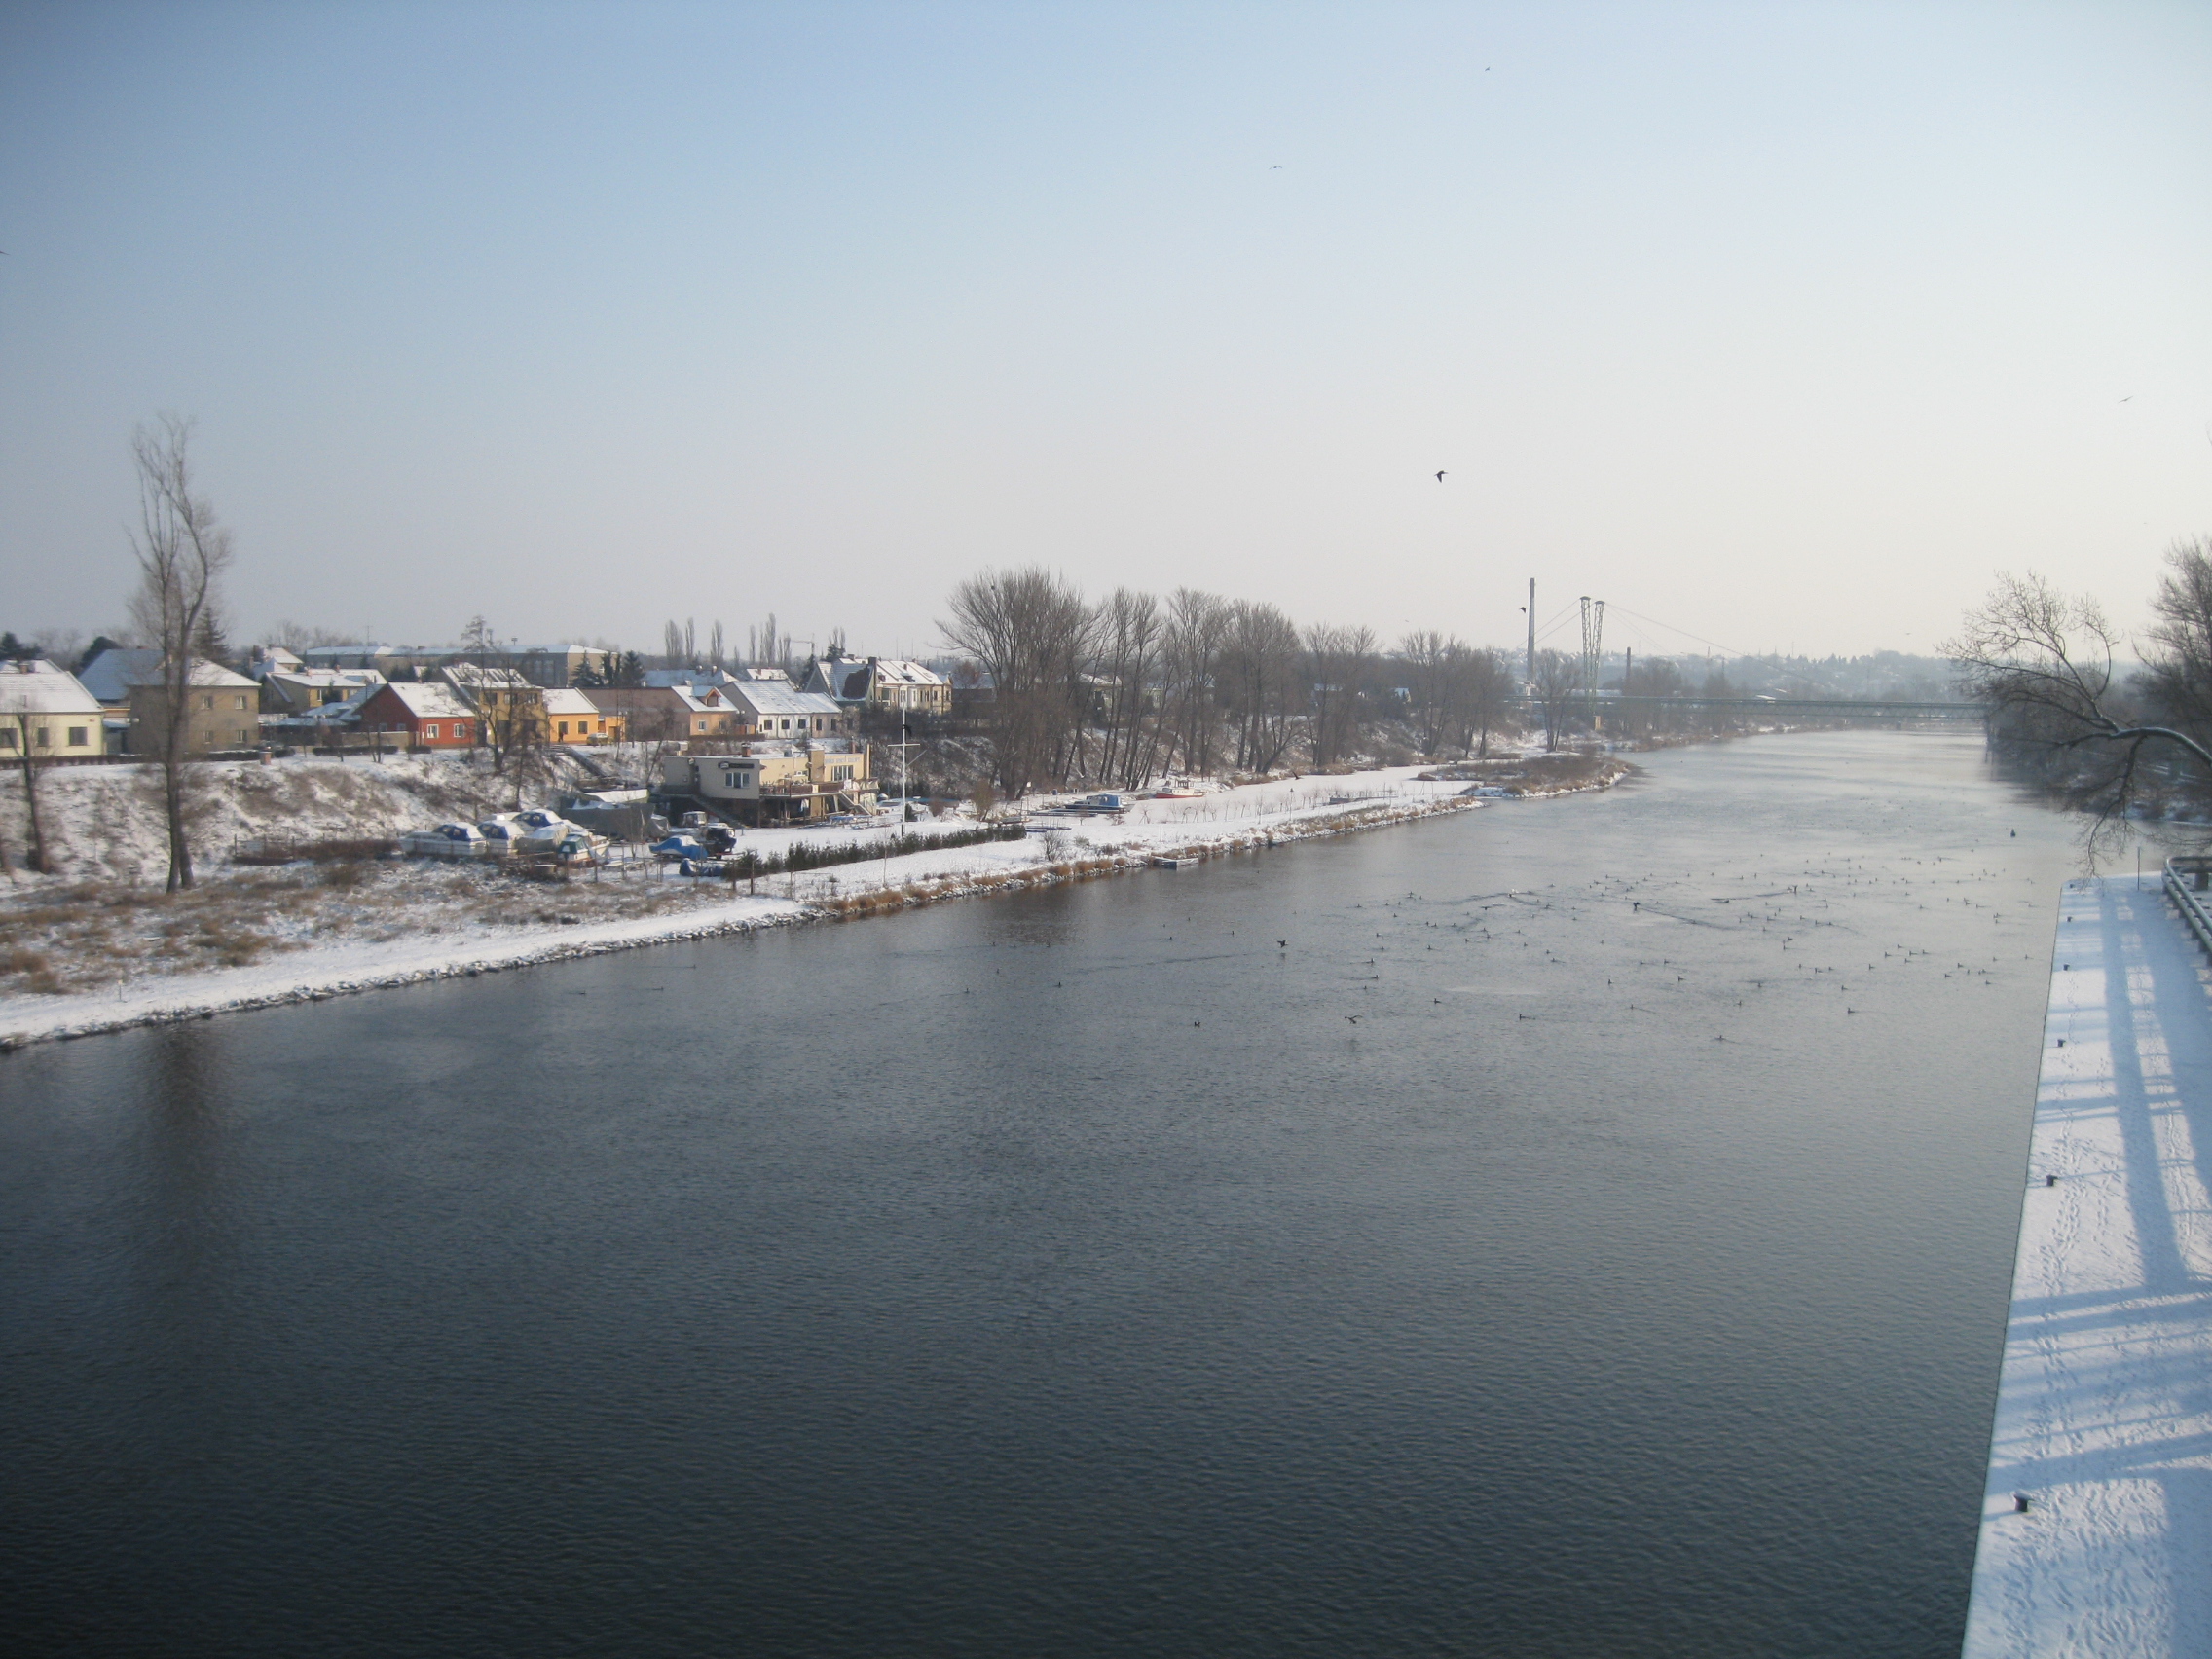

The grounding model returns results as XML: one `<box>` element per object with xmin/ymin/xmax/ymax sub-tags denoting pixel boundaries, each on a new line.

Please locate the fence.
<box><xmin>2164</xmin><ymin>856</ymin><xmax>2212</xmax><ymax>960</ymax></box>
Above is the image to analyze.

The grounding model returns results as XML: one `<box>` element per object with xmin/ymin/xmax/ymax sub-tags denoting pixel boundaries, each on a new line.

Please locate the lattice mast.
<box><xmin>1579</xmin><ymin>596</ymin><xmax>1604</xmax><ymax>725</ymax></box>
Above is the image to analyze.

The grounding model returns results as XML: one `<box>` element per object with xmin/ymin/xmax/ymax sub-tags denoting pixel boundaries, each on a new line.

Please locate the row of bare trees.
<box><xmin>940</xmin><ymin>568</ymin><xmax>1525</xmax><ymax>799</ymax></box>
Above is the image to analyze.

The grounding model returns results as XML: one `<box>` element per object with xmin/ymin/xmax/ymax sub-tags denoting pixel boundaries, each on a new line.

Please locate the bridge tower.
<box><xmin>1579</xmin><ymin>596</ymin><xmax>1604</xmax><ymax>727</ymax></box>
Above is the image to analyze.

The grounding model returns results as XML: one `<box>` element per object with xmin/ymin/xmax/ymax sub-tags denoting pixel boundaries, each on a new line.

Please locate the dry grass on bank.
<box><xmin>0</xmin><ymin>857</ymin><xmax>712</xmax><ymax>996</ymax></box>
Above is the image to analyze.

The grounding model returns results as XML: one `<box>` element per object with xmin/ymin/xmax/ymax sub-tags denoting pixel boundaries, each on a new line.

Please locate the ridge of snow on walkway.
<box><xmin>1963</xmin><ymin>875</ymin><xmax>2212</xmax><ymax>1658</ymax></box>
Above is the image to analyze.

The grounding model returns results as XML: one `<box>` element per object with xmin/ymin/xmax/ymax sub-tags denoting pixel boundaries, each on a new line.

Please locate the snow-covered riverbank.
<box><xmin>1963</xmin><ymin>874</ymin><xmax>2212</xmax><ymax>1656</ymax></box>
<box><xmin>0</xmin><ymin>759</ymin><xmax>1626</xmax><ymax>1050</ymax></box>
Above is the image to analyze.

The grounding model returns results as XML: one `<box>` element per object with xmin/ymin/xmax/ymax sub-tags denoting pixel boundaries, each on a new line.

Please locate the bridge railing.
<box><xmin>2165</xmin><ymin>856</ymin><xmax>2212</xmax><ymax>960</ymax></box>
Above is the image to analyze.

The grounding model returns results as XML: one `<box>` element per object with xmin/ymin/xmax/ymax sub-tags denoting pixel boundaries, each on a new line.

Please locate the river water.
<box><xmin>1</xmin><ymin>731</ymin><xmax>2083</xmax><ymax>1657</ymax></box>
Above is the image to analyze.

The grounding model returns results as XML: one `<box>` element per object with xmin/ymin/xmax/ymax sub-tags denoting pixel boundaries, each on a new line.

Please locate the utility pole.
<box><xmin>1623</xmin><ymin>645</ymin><xmax>1633</xmax><ymax>742</ymax></box>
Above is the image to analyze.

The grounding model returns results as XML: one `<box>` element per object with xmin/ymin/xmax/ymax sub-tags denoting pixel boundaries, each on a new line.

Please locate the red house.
<box><xmin>354</xmin><ymin>682</ymin><xmax>477</xmax><ymax>749</ymax></box>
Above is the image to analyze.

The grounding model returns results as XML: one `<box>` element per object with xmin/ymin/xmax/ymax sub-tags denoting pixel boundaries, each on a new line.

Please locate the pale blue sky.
<box><xmin>3</xmin><ymin>1</ymin><xmax>2207</xmax><ymax>661</ymax></box>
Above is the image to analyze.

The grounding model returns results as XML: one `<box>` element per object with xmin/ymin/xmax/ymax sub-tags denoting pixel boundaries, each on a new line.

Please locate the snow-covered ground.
<box><xmin>1963</xmin><ymin>875</ymin><xmax>2212</xmax><ymax>1656</ymax></box>
<box><xmin>0</xmin><ymin>757</ymin><xmax>1627</xmax><ymax>1047</ymax></box>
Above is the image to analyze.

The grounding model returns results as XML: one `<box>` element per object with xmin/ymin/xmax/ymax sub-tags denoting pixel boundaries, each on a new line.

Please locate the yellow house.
<box><xmin>542</xmin><ymin>687</ymin><xmax>624</xmax><ymax>745</ymax></box>
<box><xmin>123</xmin><ymin>661</ymin><xmax>263</xmax><ymax>756</ymax></box>
<box><xmin>0</xmin><ymin>660</ymin><xmax>105</xmax><ymax>761</ymax></box>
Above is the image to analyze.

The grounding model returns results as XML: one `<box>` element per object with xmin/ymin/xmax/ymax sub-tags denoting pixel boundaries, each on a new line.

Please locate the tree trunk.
<box><xmin>18</xmin><ymin>740</ymin><xmax>48</xmax><ymax>874</ymax></box>
<box><xmin>163</xmin><ymin>692</ymin><xmax>194</xmax><ymax>891</ymax></box>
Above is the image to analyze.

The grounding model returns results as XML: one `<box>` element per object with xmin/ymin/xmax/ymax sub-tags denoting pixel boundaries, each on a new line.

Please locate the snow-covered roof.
<box><xmin>725</xmin><ymin>680</ymin><xmax>842</xmax><ymax>719</ymax></box>
<box><xmin>370</xmin><ymin>682</ymin><xmax>476</xmax><ymax>720</ymax></box>
<box><xmin>542</xmin><ymin>688</ymin><xmax>598</xmax><ymax>716</ymax></box>
<box><xmin>76</xmin><ymin>649</ymin><xmax>255</xmax><ymax>701</ymax></box>
<box><xmin>0</xmin><ymin>661</ymin><xmax>105</xmax><ymax>718</ymax></box>
<box><xmin>269</xmin><ymin>668</ymin><xmax>386</xmax><ymax>691</ymax></box>
<box><xmin>644</xmin><ymin>668</ymin><xmax>726</xmax><ymax>691</ymax></box>
<box><xmin>868</xmin><ymin>659</ymin><xmax>946</xmax><ymax>687</ymax></box>
<box><xmin>441</xmin><ymin>662</ymin><xmax>534</xmax><ymax>690</ymax></box>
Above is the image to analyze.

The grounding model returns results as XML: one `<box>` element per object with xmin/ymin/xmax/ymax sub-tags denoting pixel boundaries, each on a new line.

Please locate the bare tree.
<box><xmin>1531</xmin><ymin>648</ymin><xmax>1579</xmax><ymax>751</ymax></box>
<box><xmin>458</xmin><ymin>615</ymin><xmax>541</xmax><ymax>776</ymax></box>
<box><xmin>1447</xmin><ymin>644</ymin><xmax>1515</xmax><ymax>757</ymax></box>
<box><xmin>940</xmin><ymin>567</ymin><xmax>1093</xmax><ymax>800</ymax></box>
<box><xmin>2138</xmin><ymin>536</ymin><xmax>2212</xmax><ymax>756</ymax></box>
<box><xmin>3</xmin><ymin>703</ymin><xmax>52</xmax><ymax>874</ymax></box>
<box><xmin>1305</xmin><ymin>623</ymin><xmax>1377</xmax><ymax>768</ymax></box>
<box><xmin>127</xmin><ymin>416</ymin><xmax>233</xmax><ymax>891</ymax></box>
<box><xmin>1091</xmin><ymin>587</ymin><xmax>1162</xmax><ymax>788</ymax></box>
<box><xmin>1159</xmin><ymin>589</ymin><xmax>1232</xmax><ymax>777</ymax></box>
<box><xmin>1400</xmin><ymin>631</ymin><xmax>1456</xmax><ymax>756</ymax></box>
<box><xmin>1221</xmin><ymin>601</ymin><xmax>1303</xmax><ymax>774</ymax></box>
<box><xmin>1949</xmin><ymin>563</ymin><xmax>2212</xmax><ymax>836</ymax></box>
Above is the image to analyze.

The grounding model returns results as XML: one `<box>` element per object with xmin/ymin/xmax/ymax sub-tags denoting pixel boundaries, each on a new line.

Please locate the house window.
<box><xmin>199</xmin><ymin>694</ymin><xmax>213</xmax><ymax>711</ymax></box>
<box><xmin>68</xmin><ymin>727</ymin><xmax>87</xmax><ymax>747</ymax></box>
<box><xmin>234</xmin><ymin>695</ymin><xmax>249</xmax><ymax>711</ymax></box>
<box><xmin>424</xmin><ymin>723</ymin><xmax>439</xmax><ymax>739</ymax></box>
<box><xmin>558</xmin><ymin>721</ymin><xmax>569</xmax><ymax>737</ymax></box>
<box><xmin>696</xmin><ymin>719</ymin><xmax>706</xmax><ymax>732</ymax></box>
<box><xmin>33</xmin><ymin>727</ymin><xmax>49</xmax><ymax>748</ymax></box>
<box><xmin>0</xmin><ymin>729</ymin><xmax>15</xmax><ymax>749</ymax></box>
<box><xmin>456</xmin><ymin>722</ymin><xmax>469</xmax><ymax>740</ymax></box>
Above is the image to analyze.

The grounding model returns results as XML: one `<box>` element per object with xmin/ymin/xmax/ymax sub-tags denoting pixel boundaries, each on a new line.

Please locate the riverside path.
<box><xmin>1963</xmin><ymin>871</ymin><xmax>2212</xmax><ymax>1655</ymax></box>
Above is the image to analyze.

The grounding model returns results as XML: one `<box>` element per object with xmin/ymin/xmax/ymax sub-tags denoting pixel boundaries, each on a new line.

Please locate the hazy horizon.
<box><xmin>3</xmin><ymin>2</ymin><xmax>2207</xmax><ymax>662</ymax></box>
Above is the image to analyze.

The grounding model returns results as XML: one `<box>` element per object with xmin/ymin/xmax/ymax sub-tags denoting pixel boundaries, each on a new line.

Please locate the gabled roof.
<box><xmin>868</xmin><ymin>659</ymin><xmax>947</xmax><ymax>687</ymax></box>
<box><xmin>542</xmin><ymin>688</ymin><xmax>599</xmax><ymax>717</ymax></box>
<box><xmin>440</xmin><ymin>661</ymin><xmax>535</xmax><ymax>690</ymax></box>
<box><xmin>724</xmin><ymin>680</ymin><xmax>842</xmax><ymax>719</ymax></box>
<box><xmin>0</xmin><ymin>661</ymin><xmax>106</xmax><ymax>718</ymax></box>
<box><xmin>78</xmin><ymin>649</ymin><xmax>257</xmax><ymax>700</ymax></box>
<box><xmin>268</xmin><ymin>668</ymin><xmax>386</xmax><ymax>691</ymax></box>
<box><xmin>75</xmin><ymin>647</ymin><xmax>164</xmax><ymax>704</ymax></box>
<box><xmin>369</xmin><ymin>682</ymin><xmax>475</xmax><ymax>720</ymax></box>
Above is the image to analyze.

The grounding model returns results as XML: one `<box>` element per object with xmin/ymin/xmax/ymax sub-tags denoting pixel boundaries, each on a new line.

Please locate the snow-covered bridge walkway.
<box><xmin>1965</xmin><ymin>875</ymin><xmax>2212</xmax><ymax>1656</ymax></box>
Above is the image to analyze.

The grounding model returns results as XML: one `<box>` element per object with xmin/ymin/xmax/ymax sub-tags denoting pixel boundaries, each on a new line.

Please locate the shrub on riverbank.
<box><xmin>727</xmin><ymin>820</ymin><xmax>1028</xmax><ymax>879</ymax></box>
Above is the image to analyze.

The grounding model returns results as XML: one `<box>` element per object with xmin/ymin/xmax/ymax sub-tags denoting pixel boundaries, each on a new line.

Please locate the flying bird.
<box><xmin>1435</xmin><ymin>470</ymin><xmax>1447</xmax><ymax>482</ymax></box>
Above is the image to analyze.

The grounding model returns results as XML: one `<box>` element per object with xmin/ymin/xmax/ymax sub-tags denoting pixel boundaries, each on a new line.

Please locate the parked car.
<box><xmin>401</xmin><ymin>823</ymin><xmax>495</xmax><ymax>859</ymax></box>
